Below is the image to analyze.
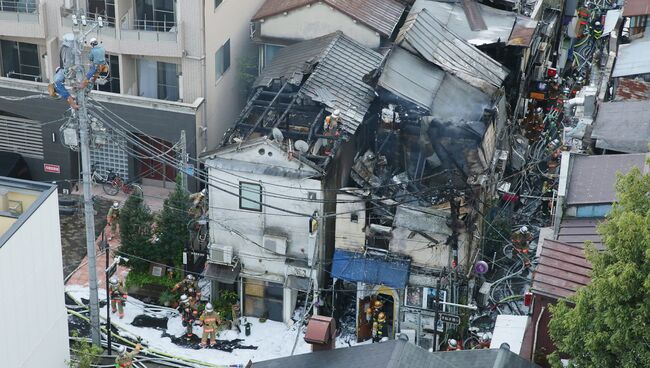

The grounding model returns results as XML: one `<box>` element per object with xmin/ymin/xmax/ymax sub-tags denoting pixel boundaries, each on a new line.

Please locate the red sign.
<box><xmin>44</xmin><ymin>163</ymin><xmax>61</xmax><ymax>174</ymax></box>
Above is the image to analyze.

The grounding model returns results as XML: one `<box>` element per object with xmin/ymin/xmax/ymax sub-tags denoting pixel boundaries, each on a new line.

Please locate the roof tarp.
<box><xmin>331</xmin><ymin>249</ymin><xmax>410</xmax><ymax>289</ymax></box>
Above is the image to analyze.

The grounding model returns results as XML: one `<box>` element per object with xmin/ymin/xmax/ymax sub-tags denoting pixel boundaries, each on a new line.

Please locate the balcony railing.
<box><xmin>120</xmin><ymin>17</ymin><xmax>178</xmax><ymax>43</ymax></box>
<box><xmin>6</xmin><ymin>71</ymin><xmax>41</xmax><ymax>82</ymax></box>
<box><xmin>0</xmin><ymin>0</ymin><xmax>37</xmax><ymax>13</ymax></box>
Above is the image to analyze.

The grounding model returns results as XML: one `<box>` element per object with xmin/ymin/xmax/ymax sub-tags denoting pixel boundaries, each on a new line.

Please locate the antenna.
<box><xmin>271</xmin><ymin>127</ymin><xmax>284</xmax><ymax>143</ymax></box>
<box><xmin>294</xmin><ymin>140</ymin><xmax>309</xmax><ymax>153</ymax></box>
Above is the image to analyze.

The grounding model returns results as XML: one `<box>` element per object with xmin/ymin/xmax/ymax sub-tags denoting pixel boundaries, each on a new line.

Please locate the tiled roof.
<box><xmin>531</xmin><ymin>239</ymin><xmax>592</xmax><ymax>300</ymax></box>
<box><xmin>557</xmin><ymin>218</ymin><xmax>604</xmax><ymax>250</ymax></box>
<box><xmin>252</xmin><ymin>0</ymin><xmax>406</xmax><ymax>37</ymax></box>
<box><xmin>395</xmin><ymin>8</ymin><xmax>508</xmax><ymax>95</ymax></box>
<box><xmin>254</xmin><ymin>32</ymin><xmax>383</xmax><ymax>135</ymax></box>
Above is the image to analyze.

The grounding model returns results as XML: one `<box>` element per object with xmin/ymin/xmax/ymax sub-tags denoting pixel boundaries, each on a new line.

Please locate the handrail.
<box><xmin>0</xmin><ymin>0</ymin><xmax>38</xmax><ymax>14</ymax></box>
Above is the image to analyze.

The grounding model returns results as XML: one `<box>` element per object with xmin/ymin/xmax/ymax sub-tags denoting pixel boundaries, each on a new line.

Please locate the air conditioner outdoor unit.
<box><xmin>209</xmin><ymin>244</ymin><xmax>233</xmax><ymax>265</ymax></box>
<box><xmin>263</xmin><ymin>234</ymin><xmax>287</xmax><ymax>255</ymax></box>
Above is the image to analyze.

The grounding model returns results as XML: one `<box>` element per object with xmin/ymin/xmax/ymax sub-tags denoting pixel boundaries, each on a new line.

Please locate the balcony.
<box><xmin>0</xmin><ymin>0</ymin><xmax>45</xmax><ymax>39</ymax></box>
<box><xmin>118</xmin><ymin>17</ymin><xmax>182</xmax><ymax>58</ymax></box>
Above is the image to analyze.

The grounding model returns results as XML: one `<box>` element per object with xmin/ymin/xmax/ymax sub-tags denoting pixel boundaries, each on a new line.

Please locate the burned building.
<box><xmin>203</xmin><ymin>32</ymin><xmax>382</xmax><ymax>324</ymax></box>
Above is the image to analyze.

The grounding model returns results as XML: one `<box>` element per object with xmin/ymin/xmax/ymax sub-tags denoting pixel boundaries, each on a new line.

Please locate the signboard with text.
<box><xmin>44</xmin><ymin>163</ymin><xmax>60</xmax><ymax>174</ymax></box>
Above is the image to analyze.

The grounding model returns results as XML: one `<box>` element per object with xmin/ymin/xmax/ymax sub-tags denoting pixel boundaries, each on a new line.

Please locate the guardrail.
<box><xmin>0</xmin><ymin>0</ymin><xmax>37</xmax><ymax>13</ymax></box>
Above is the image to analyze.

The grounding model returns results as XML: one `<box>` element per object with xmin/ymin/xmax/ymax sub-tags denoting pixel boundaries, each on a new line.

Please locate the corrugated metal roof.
<box><xmin>251</xmin><ymin>0</ymin><xmax>406</xmax><ymax>36</ymax></box>
<box><xmin>566</xmin><ymin>153</ymin><xmax>648</xmax><ymax>205</ymax></box>
<box><xmin>411</xmin><ymin>0</ymin><xmax>518</xmax><ymax>46</ymax></box>
<box><xmin>254</xmin><ymin>32</ymin><xmax>382</xmax><ymax>135</ymax></box>
<box><xmin>557</xmin><ymin>218</ymin><xmax>604</xmax><ymax>250</ymax></box>
<box><xmin>612</xmin><ymin>39</ymin><xmax>650</xmax><ymax>78</ymax></box>
<box><xmin>623</xmin><ymin>0</ymin><xmax>650</xmax><ymax>16</ymax></box>
<box><xmin>395</xmin><ymin>8</ymin><xmax>508</xmax><ymax>95</ymax></box>
<box><xmin>615</xmin><ymin>78</ymin><xmax>650</xmax><ymax>101</ymax></box>
<box><xmin>377</xmin><ymin>47</ymin><xmax>446</xmax><ymax>109</ymax></box>
<box><xmin>592</xmin><ymin>100</ymin><xmax>650</xmax><ymax>153</ymax></box>
<box><xmin>531</xmin><ymin>239</ymin><xmax>592</xmax><ymax>300</ymax></box>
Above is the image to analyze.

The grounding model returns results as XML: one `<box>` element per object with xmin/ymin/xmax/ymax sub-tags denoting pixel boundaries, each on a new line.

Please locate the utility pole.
<box><xmin>69</xmin><ymin>10</ymin><xmax>104</xmax><ymax>346</ymax></box>
<box><xmin>432</xmin><ymin>277</ymin><xmax>441</xmax><ymax>352</ymax></box>
<box><xmin>180</xmin><ymin>130</ymin><xmax>188</xmax><ymax>190</ymax></box>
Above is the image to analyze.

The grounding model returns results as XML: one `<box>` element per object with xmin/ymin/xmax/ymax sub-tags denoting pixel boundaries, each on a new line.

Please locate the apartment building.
<box><xmin>0</xmin><ymin>177</ymin><xmax>69</xmax><ymax>367</ymax></box>
<box><xmin>0</xmin><ymin>0</ymin><xmax>263</xmax><ymax>183</ymax></box>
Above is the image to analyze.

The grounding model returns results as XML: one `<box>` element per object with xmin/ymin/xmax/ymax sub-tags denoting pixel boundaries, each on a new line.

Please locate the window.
<box><xmin>137</xmin><ymin>59</ymin><xmax>179</xmax><ymax>101</ymax></box>
<box><xmin>215</xmin><ymin>39</ymin><xmax>230</xmax><ymax>80</ymax></box>
<box><xmin>134</xmin><ymin>0</ymin><xmax>176</xmax><ymax>31</ymax></box>
<box><xmin>157</xmin><ymin>61</ymin><xmax>179</xmax><ymax>101</ymax></box>
<box><xmin>405</xmin><ymin>286</ymin><xmax>447</xmax><ymax>312</ymax></box>
<box><xmin>244</xmin><ymin>279</ymin><xmax>283</xmax><ymax>322</ymax></box>
<box><xmin>239</xmin><ymin>182</ymin><xmax>261</xmax><ymax>211</ymax></box>
<box><xmin>0</xmin><ymin>113</ymin><xmax>43</xmax><ymax>159</ymax></box>
<box><xmin>94</xmin><ymin>54</ymin><xmax>120</xmax><ymax>93</ymax></box>
<box><xmin>87</xmin><ymin>0</ymin><xmax>115</xmax><ymax>26</ymax></box>
<box><xmin>260</xmin><ymin>44</ymin><xmax>282</xmax><ymax>71</ymax></box>
<box><xmin>214</xmin><ymin>0</ymin><xmax>223</xmax><ymax>8</ymax></box>
<box><xmin>0</xmin><ymin>40</ymin><xmax>41</xmax><ymax>81</ymax></box>
<box><xmin>0</xmin><ymin>0</ymin><xmax>37</xmax><ymax>13</ymax></box>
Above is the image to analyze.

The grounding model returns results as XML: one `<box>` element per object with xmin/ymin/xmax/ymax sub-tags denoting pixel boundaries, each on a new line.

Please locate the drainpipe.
<box><xmin>494</xmin><ymin>343</ymin><xmax>513</xmax><ymax>368</ymax></box>
<box><xmin>532</xmin><ymin>306</ymin><xmax>546</xmax><ymax>361</ymax></box>
<box><xmin>564</xmin><ymin>96</ymin><xmax>585</xmax><ymax>116</ymax></box>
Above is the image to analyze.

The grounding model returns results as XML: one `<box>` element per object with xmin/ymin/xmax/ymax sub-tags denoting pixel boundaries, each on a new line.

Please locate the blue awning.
<box><xmin>331</xmin><ymin>250</ymin><xmax>410</xmax><ymax>289</ymax></box>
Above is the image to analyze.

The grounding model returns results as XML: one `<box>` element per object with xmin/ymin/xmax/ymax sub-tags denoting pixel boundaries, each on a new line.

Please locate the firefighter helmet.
<box><xmin>180</xmin><ymin>294</ymin><xmax>189</xmax><ymax>304</ymax></box>
<box><xmin>89</xmin><ymin>37</ymin><xmax>98</xmax><ymax>46</ymax></box>
<box><xmin>331</xmin><ymin>109</ymin><xmax>340</xmax><ymax>119</ymax></box>
<box><xmin>366</xmin><ymin>307</ymin><xmax>373</xmax><ymax>315</ymax></box>
<box><xmin>186</xmin><ymin>274</ymin><xmax>195</xmax><ymax>281</ymax></box>
<box><xmin>109</xmin><ymin>277</ymin><xmax>118</xmax><ymax>286</ymax></box>
<box><xmin>377</xmin><ymin>312</ymin><xmax>386</xmax><ymax>323</ymax></box>
<box><xmin>480</xmin><ymin>333</ymin><xmax>490</xmax><ymax>343</ymax></box>
<box><xmin>448</xmin><ymin>339</ymin><xmax>458</xmax><ymax>348</ymax></box>
<box><xmin>373</xmin><ymin>300</ymin><xmax>383</xmax><ymax>309</ymax></box>
<box><xmin>188</xmin><ymin>288</ymin><xmax>194</xmax><ymax>295</ymax></box>
<box><xmin>205</xmin><ymin>303</ymin><xmax>214</xmax><ymax>313</ymax></box>
<box><xmin>112</xmin><ymin>201</ymin><xmax>119</xmax><ymax>209</ymax></box>
<box><xmin>116</xmin><ymin>345</ymin><xmax>126</xmax><ymax>354</ymax></box>
<box><xmin>201</xmin><ymin>188</ymin><xmax>207</xmax><ymax>196</ymax></box>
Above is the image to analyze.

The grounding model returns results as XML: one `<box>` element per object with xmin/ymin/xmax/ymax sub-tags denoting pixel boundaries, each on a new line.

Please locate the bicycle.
<box><xmin>102</xmin><ymin>172</ymin><xmax>143</xmax><ymax>196</ymax></box>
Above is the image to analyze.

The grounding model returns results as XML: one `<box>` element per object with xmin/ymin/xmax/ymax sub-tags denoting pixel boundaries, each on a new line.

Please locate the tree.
<box><xmin>155</xmin><ymin>175</ymin><xmax>191</xmax><ymax>268</ymax></box>
<box><xmin>548</xmin><ymin>166</ymin><xmax>650</xmax><ymax>367</ymax></box>
<box><xmin>118</xmin><ymin>193</ymin><xmax>154</xmax><ymax>273</ymax></box>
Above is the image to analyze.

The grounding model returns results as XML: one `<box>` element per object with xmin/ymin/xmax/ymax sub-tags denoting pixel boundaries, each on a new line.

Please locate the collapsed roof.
<box><xmin>395</xmin><ymin>8</ymin><xmax>509</xmax><ymax>95</ymax></box>
<box><xmin>222</xmin><ymin>32</ymin><xmax>382</xmax><ymax>168</ymax></box>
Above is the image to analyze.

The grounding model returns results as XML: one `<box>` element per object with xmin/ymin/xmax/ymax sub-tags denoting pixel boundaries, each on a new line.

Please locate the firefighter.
<box><xmin>199</xmin><ymin>302</ymin><xmax>221</xmax><ymax>347</ymax></box>
<box><xmin>321</xmin><ymin>109</ymin><xmax>341</xmax><ymax>155</ymax></box>
<box><xmin>81</xmin><ymin>37</ymin><xmax>108</xmax><ymax>89</ymax></box>
<box><xmin>48</xmin><ymin>67</ymin><xmax>79</xmax><ymax>110</ymax></box>
<box><xmin>447</xmin><ymin>338</ymin><xmax>462</xmax><ymax>351</ymax></box>
<box><xmin>114</xmin><ymin>344</ymin><xmax>142</xmax><ymax>367</ymax></box>
<box><xmin>188</xmin><ymin>189</ymin><xmax>208</xmax><ymax>219</ymax></box>
<box><xmin>107</xmin><ymin>201</ymin><xmax>120</xmax><ymax>240</ymax></box>
<box><xmin>372</xmin><ymin>312</ymin><xmax>387</xmax><ymax>342</ymax></box>
<box><xmin>231</xmin><ymin>302</ymin><xmax>241</xmax><ymax>333</ymax></box>
<box><xmin>477</xmin><ymin>333</ymin><xmax>491</xmax><ymax>349</ymax></box>
<box><xmin>179</xmin><ymin>294</ymin><xmax>199</xmax><ymax>337</ymax></box>
<box><xmin>172</xmin><ymin>274</ymin><xmax>200</xmax><ymax>299</ymax></box>
<box><xmin>109</xmin><ymin>276</ymin><xmax>127</xmax><ymax>319</ymax></box>
<box><xmin>512</xmin><ymin>226</ymin><xmax>533</xmax><ymax>267</ymax></box>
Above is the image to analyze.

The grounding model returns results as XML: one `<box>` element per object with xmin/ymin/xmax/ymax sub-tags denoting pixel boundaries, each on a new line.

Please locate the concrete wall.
<box><xmin>259</xmin><ymin>2</ymin><xmax>380</xmax><ymax>48</ymax></box>
<box><xmin>206</xmin><ymin>142</ymin><xmax>323</xmax><ymax>322</ymax></box>
<box><xmin>204</xmin><ymin>0</ymin><xmax>266</xmax><ymax>150</ymax></box>
<box><xmin>0</xmin><ymin>188</ymin><xmax>69</xmax><ymax>368</ymax></box>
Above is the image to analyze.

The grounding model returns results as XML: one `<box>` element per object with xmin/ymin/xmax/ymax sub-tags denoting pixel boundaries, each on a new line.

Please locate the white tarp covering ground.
<box><xmin>66</xmin><ymin>285</ymin><xmax>362</xmax><ymax>366</ymax></box>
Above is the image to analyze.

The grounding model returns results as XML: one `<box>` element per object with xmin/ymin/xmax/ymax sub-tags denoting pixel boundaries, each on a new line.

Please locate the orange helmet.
<box><xmin>377</xmin><ymin>312</ymin><xmax>386</xmax><ymax>323</ymax></box>
<box><xmin>366</xmin><ymin>307</ymin><xmax>373</xmax><ymax>315</ymax></box>
<box><xmin>373</xmin><ymin>300</ymin><xmax>383</xmax><ymax>309</ymax></box>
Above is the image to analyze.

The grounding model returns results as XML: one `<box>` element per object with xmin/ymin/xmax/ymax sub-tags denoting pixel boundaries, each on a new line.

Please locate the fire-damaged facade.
<box><xmin>202</xmin><ymin>31</ymin><xmax>383</xmax><ymax>324</ymax></box>
<box><xmin>329</xmin><ymin>9</ymin><xmax>510</xmax><ymax>346</ymax></box>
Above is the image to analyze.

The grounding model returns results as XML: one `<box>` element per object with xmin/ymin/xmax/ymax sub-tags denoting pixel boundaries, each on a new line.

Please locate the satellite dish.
<box><xmin>271</xmin><ymin>128</ymin><xmax>284</xmax><ymax>143</ymax></box>
<box><xmin>295</xmin><ymin>140</ymin><xmax>309</xmax><ymax>153</ymax></box>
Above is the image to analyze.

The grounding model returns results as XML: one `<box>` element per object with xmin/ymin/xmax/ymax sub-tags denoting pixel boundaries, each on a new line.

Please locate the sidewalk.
<box><xmin>65</xmin><ymin>223</ymin><xmax>129</xmax><ymax>287</ymax></box>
